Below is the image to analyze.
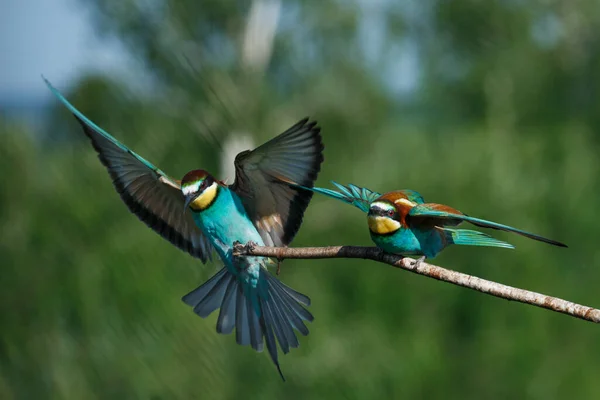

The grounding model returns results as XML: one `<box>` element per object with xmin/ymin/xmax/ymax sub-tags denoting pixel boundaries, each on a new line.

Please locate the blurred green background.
<box><xmin>2</xmin><ymin>0</ymin><xmax>600</xmax><ymax>398</ymax></box>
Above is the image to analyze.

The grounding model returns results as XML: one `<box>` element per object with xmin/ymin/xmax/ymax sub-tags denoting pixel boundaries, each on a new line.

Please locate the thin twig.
<box><xmin>233</xmin><ymin>242</ymin><xmax>600</xmax><ymax>324</ymax></box>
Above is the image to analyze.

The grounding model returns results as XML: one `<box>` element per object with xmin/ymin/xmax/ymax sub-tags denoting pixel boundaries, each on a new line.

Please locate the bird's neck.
<box><xmin>190</xmin><ymin>182</ymin><xmax>220</xmax><ymax>212</ymax></box>
<box><xmin>368</xmin><ymin>215</ymin><xmax>401</xmax><ymax>235</ymax></box>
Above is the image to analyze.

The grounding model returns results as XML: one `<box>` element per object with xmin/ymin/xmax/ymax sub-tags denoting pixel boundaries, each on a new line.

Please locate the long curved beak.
<box><xmin>183</xmin><ymin>195</ymin><xmax>195</xmax><ymax>214</ymax></box>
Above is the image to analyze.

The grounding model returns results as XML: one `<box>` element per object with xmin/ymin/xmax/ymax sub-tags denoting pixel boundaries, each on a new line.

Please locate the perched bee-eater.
<box><xmin>287</xmin><ymin>181</ymin><xmax>566</xmax><ymax>265</ymax></box>
<box><xmin>44</xmin><ymin>77</ymin><xmax>324</xmax><ymax>380</ymax></box>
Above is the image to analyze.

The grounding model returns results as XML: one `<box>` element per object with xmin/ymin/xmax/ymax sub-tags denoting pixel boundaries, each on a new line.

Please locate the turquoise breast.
<box><xmin>191</xmin><ymin>187</ymin><xmax>265</xmax><ymax>285</ymax></box>
<box><xmin>370</xmin><ymin>228</ymin><xmax>424</xmax><ymax>256</ymax></box>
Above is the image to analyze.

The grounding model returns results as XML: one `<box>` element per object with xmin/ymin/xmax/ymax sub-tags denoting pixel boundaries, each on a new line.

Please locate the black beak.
<box><xmin>183</xmin><ymin>195</ymin><xmax>196</xmax><ymax>214</ymax></box>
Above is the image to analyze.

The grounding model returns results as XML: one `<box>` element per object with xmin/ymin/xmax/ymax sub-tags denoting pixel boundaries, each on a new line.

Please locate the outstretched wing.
<box><xmin>230</xmin><ymin>118</ymin><xmax>324</xmax><ymax>246</ymax></box>
<box><xmin>286</xmin><ymin>183</ymin><xmax>423</xmax><ymax>213</ymax></box>
<box><xmin>313</xmin><ymin>182</ymin><xmax>382</xmax><ymax>213</ymax></box>
<box><xmin>408</xmin><ymin>203</ymin><xmax>567</xmax><ymax>248</ymax></box>
<box><xmin>44</xmin><ymin>77</ymin><xmax>214</xmax><ymax>261</ymax></box>
<box><xmin>396</xmin><ymin>189</ymin><xmax>425</xmax><ymax>205</ymax></box>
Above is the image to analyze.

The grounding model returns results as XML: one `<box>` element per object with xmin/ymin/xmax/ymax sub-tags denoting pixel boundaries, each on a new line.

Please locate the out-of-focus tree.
<box><xmin>3</xmin><ymin>0</ymin><xmax>600</xmax><ymax>398</ymax></box>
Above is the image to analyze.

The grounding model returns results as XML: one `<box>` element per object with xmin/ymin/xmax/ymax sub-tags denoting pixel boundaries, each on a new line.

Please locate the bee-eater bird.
<box><xmin>287</xmin><ymin>181</ymin><xmax>566</xmax><ymax>265</ymax></box>
<box><xmin>43</xmin><ymin>77</ymin><xmax>324</xmax><ymax>380</ymax></box>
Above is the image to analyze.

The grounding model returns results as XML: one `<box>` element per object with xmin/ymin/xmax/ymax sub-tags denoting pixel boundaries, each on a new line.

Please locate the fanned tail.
<box><xmin>441</xmin><ymin>228</ymin><xmax>515</xmax><ymax>249</ymax></box>
<box><xmin>182</xmin><ymin>267</ymin><xmax>313</xmax><ymax>381</ymax></box>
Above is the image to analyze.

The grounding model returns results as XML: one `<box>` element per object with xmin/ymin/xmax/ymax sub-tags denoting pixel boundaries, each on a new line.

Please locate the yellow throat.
<box><xmin>190</xmin><ymin>182</ymin><xmax>218</xmax><ymax>211</ymax></box>
<box><xmin>368</xmin><ymin>215</ymin><xmax>401</xmax><ymax>235</ymax></box>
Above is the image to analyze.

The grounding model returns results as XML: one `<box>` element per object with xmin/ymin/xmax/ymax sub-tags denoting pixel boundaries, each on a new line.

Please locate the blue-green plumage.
<box><xmin>369</xmin><ymin>228</ymin><xmax>423</xmax><ymax>256</ymax></box>
<box><xmin>291</xmin><ymin>181</ymin><xmax>566</xmax><ymax>261</ymax></box>
<box><xmin>44</xmin><ymin>76</ymin><xmax>324</xmax><ymax>380</ymax></box>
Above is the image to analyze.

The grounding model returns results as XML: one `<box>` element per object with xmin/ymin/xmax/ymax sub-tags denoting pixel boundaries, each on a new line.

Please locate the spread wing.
<box><xmin>396</xmin><ymin>189</ymin><xmax>425</xmax><ymax>205</ymax></box>
<box><xmin>283</xmin><ymin>183</ymin><xmax>423</xmax><ymax>214</ymax></box>
<box><xmin>408</xmin><ymin>203</ymin><xmax>567</xmax><ymax>247</ymax></box>
<box><xmin>44</xmin><ymin>77</ymin><xmax>213</xmax><ymax>261</ymax></box>
<box><xmin>312</xmin><ymin>182</ymin><xmax>382</xmax><ymax>213</ymax></box>
<box><xmin>230</xmin><ymin>118</ymin><xmax>324</xmax><ymax>246</ymax></box>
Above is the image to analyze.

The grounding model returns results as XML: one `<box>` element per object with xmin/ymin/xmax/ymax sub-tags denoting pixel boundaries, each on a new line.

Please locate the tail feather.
<box><xmin>266</xmin><ymin>289</ymin><xmax>301</xmax><ymax>352</ymax></box>
<box><xmin>442</xmin><ymin>228</ymin><xmax>515</xmax><ymax>249</ymax></box>
<box><xmin>259</xmin><ymin>297</ymin><xmax>285</xmax><ymax>381</ymax></box>
<box><xmin>263</xmin><ymin>299</ymin><xmax>290</xmax><ymax>354</ymax></box>
<box><xmin>235</xmin><ymin>287</ymin><xmax>251</xmax><ymax>346</ymax></box>
<box><xmin>192</xmin><ymin>273</ymin><xmax>233</xmax><ymax>318</ymax></box>
<box><xmin>216</xmin><ymin>278</ymin><xmax>237</xmax><ymax>334</ymax></box>
<box><xmin>268</xmin><ymin>278</ymin><xmax>314</xmax><ymax>324</ymax></box>
<box><xmin>463</xmin><ymin>216</ymin><xmax>568</xmax><ymax>248</ymax></box>
<box><xmin>182</xmin><ymin>267</ymin><xmax>312</xmax><ymax>381</ymax></box>
<box><xmin>246</xmin><ymin>294</ymin><xmax>264</xmax><ymax>352</ymax></box>
<box><xmin>276</xmin><ymin>279</ymin><xmax>311</xmax><ymax>306</ymax></box>
<box><xmin>267</xmin><ymin>280</ymin><xmax>310</xmax><ymax>336</ymax></box>
<box><xmin>182</xmin><ymin>268</ymin><xmax>227</xmax><ymax>306</ymax></box>
<box><xmin>271</xmin><ymin>299</ymin><xmax>300</xmax><ymax>349</ymax></box>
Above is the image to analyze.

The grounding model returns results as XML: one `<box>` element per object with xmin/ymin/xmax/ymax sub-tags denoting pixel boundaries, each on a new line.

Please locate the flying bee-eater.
<box><xmin>44</xmin><ymin>77</ymin><xmax>325</xmax><ymax>380</ymax></box>
<box><xmin>285</xmin><ymin>181</ymin><xmax>566</xmax><ymax>265</ymax></box>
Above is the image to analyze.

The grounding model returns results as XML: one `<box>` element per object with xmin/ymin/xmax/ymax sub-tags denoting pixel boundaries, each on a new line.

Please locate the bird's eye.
<box><xmin>387</xmin><ymin>209</ymin><xmax>395</xmax><ymax>217</ymax></box>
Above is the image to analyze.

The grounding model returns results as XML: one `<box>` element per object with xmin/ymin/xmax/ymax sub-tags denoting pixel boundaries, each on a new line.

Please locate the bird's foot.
<box><xmin>232</xmin><ymin>240</ymin><xmax>258</xmax><ymax>256</ymax></box>
<box><xmin>276</xmin><ymin>259</ymin><xmax>282</xmax><ymax>276</ymax></box>
<box><xmin>411</xmin><ymin>256</ymin><xmax>426</xmax><ymax>269</ymax></box>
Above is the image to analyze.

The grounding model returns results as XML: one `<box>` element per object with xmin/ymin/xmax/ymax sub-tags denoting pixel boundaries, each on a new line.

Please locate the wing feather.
<box><xmin>408</xmin><ymin>203</ymin><xmax>567</xmax><ymax>247</ymax></box>
<box><xmin>230</xmin><ymin>118</ymin><xmax>324</xmax><ymax>246</ymax></box>
<box><xmin>44</xmin><ymin>77</ymin><xmax>213</xmax><ymax>261</ymax></box>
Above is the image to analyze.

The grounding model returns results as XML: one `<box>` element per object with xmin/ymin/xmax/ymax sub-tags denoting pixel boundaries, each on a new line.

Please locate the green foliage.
<box><xmin>3</xmin><ymin>0</ymin><xmax>600</xmax><ymax>397</ymax></box>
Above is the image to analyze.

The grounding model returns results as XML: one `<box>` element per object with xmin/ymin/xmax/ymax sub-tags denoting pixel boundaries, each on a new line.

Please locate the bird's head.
<box><xmin>367</xmin><ymin>200</ymin><xmax>401</xmax><ymax>235</ymax></box>
<box><xmin>181</xmin><ymin>169</ymin><xmax>219</xmax><ymax>212</ymax></box>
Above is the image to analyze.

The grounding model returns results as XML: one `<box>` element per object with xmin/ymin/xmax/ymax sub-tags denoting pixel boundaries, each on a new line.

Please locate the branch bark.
<box><xmin>233</xmin><ymin>242</ymin><xmax>600</xmax><ymax>324</ymax></box>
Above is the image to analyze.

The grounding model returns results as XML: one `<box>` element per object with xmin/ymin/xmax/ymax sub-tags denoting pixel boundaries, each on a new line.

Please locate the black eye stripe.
<box><xmin>370</xmin><ymin>205</ymin><xmax>395</xmax><ymax>216</ymax></box>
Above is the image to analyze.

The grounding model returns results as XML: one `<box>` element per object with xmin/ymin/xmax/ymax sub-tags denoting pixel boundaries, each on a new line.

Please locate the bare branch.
<box><xmin>233</xmin><ymin>242</ymin><xmax>600</xmax><ymax>324</ymax></box>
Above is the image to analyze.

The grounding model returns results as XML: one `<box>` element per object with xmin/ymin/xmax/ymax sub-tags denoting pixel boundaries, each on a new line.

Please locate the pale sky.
<box><xmin>0</xmin><ymin>0</ymin><xmax>417</xmax><ymax>106</ymax></box>
<box><xmin>0</xmin><ymin>0</ymin><xmax>129</xmax><ymax>103</ymax></box>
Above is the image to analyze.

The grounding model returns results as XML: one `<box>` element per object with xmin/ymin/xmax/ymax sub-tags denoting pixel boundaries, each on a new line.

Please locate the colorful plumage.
<box><xmin>44</xmin><ymin>76</ymin><xmax>324</xmax><ymax>380</ymax></box>
<box><xmin>288</xmin><ymin>181</ymin><xmax>567</xmax><ymax>264</ymax></box>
